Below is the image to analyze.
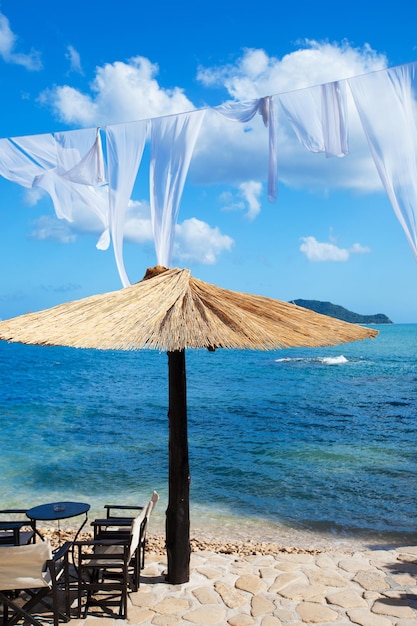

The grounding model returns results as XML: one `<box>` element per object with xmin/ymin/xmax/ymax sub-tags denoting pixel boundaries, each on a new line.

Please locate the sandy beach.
<box><xmin>40</xmin><ymin>527</ymin><xmax>417</xmax><ymax>625</ymax></box>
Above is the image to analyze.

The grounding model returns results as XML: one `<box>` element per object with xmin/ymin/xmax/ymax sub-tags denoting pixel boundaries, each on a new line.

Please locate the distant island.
<box><xmin>291</xmin><ymin>299</ymin><xmax>393</xmax><ymax>324</ymax></box>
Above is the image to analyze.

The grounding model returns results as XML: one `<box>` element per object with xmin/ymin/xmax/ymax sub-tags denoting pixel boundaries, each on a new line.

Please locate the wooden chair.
<box><xmin>91</xmin><ymin>491</ymin><xmax>159</xmax><ymax>569</ymax></box>
<box><xmin>75</xmin><ymin>507</ymin><xmax>148</xmax><ymax>619</ymax></box>
<box><xmin>0</xmin><ymin>509</ymin><xmax>36</xmax><ymax>546</ymax></box>
<box><xmin>0</xmin><ymin>540</ymin><xmax>71</xmax><ymax>626</ymax></box>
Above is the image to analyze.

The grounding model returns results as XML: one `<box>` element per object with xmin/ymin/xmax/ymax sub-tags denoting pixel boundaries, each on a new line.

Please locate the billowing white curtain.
<box><xmin>348</xmin><ymin>63</ymin><xmax>417</xmax><ymax>260</ymax></box>
<box><xmin>278</xmin><ymin>81</ymin><xmax>348</xmax><ymax>157</ymax></box>
<box><xmin>150</xmin><ymin>109</ymin><xmax>205</xmax><ymax>267</ymax></box>
<box><xmin>0</xmin><ymin>134</ymin><xmax>55</xmax><ymax>186</ymax></box>
<box><xmin>214</xmin><ymin>96</ymin><xmax>277</xmax><ymax>201</ymax></box>
<box><xmin>0</xmin><ymin>128</ymin><xmax>108</xmax><ymax>241</ymax></box>
<box><xmin>106</xmin><ymin>120</ymin><xmax>149</xmax><ymax>286</ymax></box>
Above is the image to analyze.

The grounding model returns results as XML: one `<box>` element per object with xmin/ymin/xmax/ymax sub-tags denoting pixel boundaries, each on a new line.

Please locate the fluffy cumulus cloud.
<box><xmin>300</xmin><ymin>236</ymin><xmax>371</xmax><ymax>262</ymax></box>
<box><xmin>197</xmin><ymin>42</ymin><xmax>386</xmax><ymax>98</ymax></box>
<box><xmin>115</xmin><ymin>202</ymin><xmax>233</xmax><ymax>265</ymax></box>
<box><xmin>174</xmin><ymin>218</ymin><xmax>234</xmax><ymax>264</ymax></box>
<box><xmin>42</xmin><ymin>56</ymin><xmax>194</xmax><ymax>127</ymax></box>
<box><xmin>0</xmin><ymin>12</ymin><xmax>42</xmax><ymax>70</ymax></box>
<box><xmin>122</xmin><ymin>201</ymin><xmax>154</xmax><ymax>244</ymax></box>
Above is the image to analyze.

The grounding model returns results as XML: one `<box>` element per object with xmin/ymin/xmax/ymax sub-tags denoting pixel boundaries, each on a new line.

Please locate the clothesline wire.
<box><xmin>1</xmin><ymin>59</ymin><xmax>415</xmax><ymax>141</ymax></box>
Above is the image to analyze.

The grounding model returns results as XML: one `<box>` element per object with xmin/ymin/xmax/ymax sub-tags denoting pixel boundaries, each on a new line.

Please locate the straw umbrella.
<box><xmin>0</xmin><ymin>265</ymin><xmax>378</xmax><ymax>583</ymax></box>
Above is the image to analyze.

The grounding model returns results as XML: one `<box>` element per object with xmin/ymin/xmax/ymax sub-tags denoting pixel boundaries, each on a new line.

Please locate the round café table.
<box><xmin>26</xmin><ymin>501</ymin><xmax>90</xmax><ymax>546</ymax></box>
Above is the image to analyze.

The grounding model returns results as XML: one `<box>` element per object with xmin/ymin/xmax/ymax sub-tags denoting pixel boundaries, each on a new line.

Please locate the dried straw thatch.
<box><xmin>0</xmin><ymin>266</ymin><xmax>378</xmax><ymax>351</ymax></box>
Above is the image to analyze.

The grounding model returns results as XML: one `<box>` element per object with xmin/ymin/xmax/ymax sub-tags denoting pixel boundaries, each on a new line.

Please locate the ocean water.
<box><xmin>1</xmin><ymin>324</ymin><xmax>417</xmax><ymax>547</ymax></box>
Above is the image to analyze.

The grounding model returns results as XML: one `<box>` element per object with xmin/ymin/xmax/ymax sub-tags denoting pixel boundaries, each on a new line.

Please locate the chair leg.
<box><xmin>3</xmin><ymin>597</ymin><xmax>8</xmax><ymax>626</ymax></box>
<box><xmin>0</xmin><ymin>592</ymin><xmax>45</xmax><ymax>626</ymax></box>
<box><xmin>22</xmin><ymin>588</ymin><xmax>69</xmax><ymax>626</ymax></box>
<box><xmin>121</xmin><ymin>565</ymin><xmax>128</xmax><ymax>619</ymax></box>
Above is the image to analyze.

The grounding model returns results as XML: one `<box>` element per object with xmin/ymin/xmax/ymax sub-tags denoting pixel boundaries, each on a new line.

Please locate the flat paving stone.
<box><xmin>250</xmin><ymin>594</ymin><xmax>276</xmax><ymax>616</ymax></box>
<box><xmin>296</xmin><ymin>601</ymin><xmax>339</xmax><ymax>622</ymax></box>
<box><xmin>346</xmin><ymin>607</ymin><xmax>392</xmax><ymax>626</ymax></box>
<box><xmin>326</xmin><ymin>588</ymin><xmax>368</xmax><ymax>608</ymax></box>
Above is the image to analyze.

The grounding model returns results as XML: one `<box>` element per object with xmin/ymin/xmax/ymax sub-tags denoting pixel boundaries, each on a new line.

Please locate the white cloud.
<box><xmin>123</xmin><ymin>200</ymin><xmax>154</xmax><ymax>244</ymax></box>
<box><xmin>38</xmin><ymin>86</ymin><xmax>99</xmax><ymax>127</ymax></box>
<box><xmin>29</xmin><ymin>215</ymin><xmax>76</xmax><ymax>244</ymax></box>
<box><xmin>300</xmin><ymin>236</ymin><xmax>371</xmax><ymax>262</ymax></box>
<box><xmin>239</xmin><ymin>181</ymin><xmax>262</xmax><ymax>220</ymax></box>
<box><xmin>65</xmin><ymin>45</ymin><xmax>83</xmax><ymax>75</ymax></box>
<box><xmin>197</xmin><ymin>41</ymin><xmax>386</xmax><ymax>98</ymax></box>
<box><xmin>42</xmin><ymin>56</ymin><xmax>194</xmax><ymax>126</ymax></box>
<box><xmin>219</xmin><ymin>183</ymin><xmax>263</xmax><ymax>220</ymax></box>
<box><xmin>0</xmin><ymin>12</ymin><xmax>42</xmax><ymax>70</ymax></box>
<box><xmin>350</xmin><ymin>242</ymin><xmax>371</xmax><ymax>254</ymax></box>
<box><xmin>175</xmin><ymin>218</ymin><xmax>234</xmax><ymax>264</ymax></box>
<box><xmin>23</xmin><ymin>187</ymin><xmax>45</xmax><ymax>207</ymax></box>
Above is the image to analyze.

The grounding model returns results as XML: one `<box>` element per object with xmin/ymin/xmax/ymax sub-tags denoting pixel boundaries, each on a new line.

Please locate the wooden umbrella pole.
<box><xmin>166</xmin><ymin>349</ymin><xmax>191</xmax><ymax>584</ymax></box>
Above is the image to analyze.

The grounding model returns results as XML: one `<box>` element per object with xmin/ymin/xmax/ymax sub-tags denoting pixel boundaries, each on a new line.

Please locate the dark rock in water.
<box><xmin>291</xmin><ymin>300</ymin><xmax>393</xmax><ymax>324</ymax></box>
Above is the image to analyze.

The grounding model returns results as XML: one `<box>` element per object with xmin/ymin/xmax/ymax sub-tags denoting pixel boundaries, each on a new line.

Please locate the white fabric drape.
<box><xmin>105</xmin><ymin>120</ymin><xmax>149</xmax><ymax>286</ymax></box>
<box><xmin>0</xmin><ymin>128</ymin><xmax>108</xmax><ymax>241</ymax></box>
<box><xmin>3</xmin><ymin>61</ymin><xmax>417</xmax><ymax>286</ymax></box>
<box><xmin>278</xmin><ymin>81</ymin><xmax>348</xmax><ymax>157</ymax></box>
<box><xmin>150</xmin><ymin>109</ymin><xmax>205</xmax><ymax>267</ymax></box>
<box><xmin>13</xmin><ymin>128</ymin><xmax>105</xmax><ymax>221</ymax></box>
<box><xmin>0</xmin><ymin>135</ymin><xmax>54</xmax><ymax>187</ymax></box>
<box><xmin>214</xmin><ymin>97</ymin><xmax>277</xmax><ymax>201</ymax></box>
<box><xmin>348</xmin><ymin>63</ymin><xmax>417</xmax><ymax>261</ymax></box>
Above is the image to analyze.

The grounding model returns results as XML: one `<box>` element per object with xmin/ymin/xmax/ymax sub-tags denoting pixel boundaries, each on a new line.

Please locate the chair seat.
<box><xmin>0</xmin><ymin>516</ymin><xmax>36</xmax><ymax>546</ymax></box>
<box><xmin>85</xmin><ymin>543</ymin><xmax>128</xmax><ymax>568</ymax></box>
<box><xmin>0</xmin><ymin>540</ymin><xmax>71</xmax><ymax>626</ymax></box>
<box><xmin>0</xmin><ymin>530</ymin><xmax>35</xmax><ymax>545</ymax></box>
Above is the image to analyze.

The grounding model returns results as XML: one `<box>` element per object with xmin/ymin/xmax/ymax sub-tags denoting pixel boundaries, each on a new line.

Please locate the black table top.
<box><xmin>26</xmin><ymin>501</ymin><xmax>90</xmax><ymax>521</ymax></box>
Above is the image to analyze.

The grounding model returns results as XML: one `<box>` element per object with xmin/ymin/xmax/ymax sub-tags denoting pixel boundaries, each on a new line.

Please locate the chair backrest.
<box><xmin>0</xmin><ymin>540</ymin><xmax>52</xmax><ymax>591</ymax></box>
<box><xmin>128</xmin><ymin>508</ymin><xmax>147</xmax><ymax>563</ymax></box>
<box><xmin>127</xmin><ymin>491</ymin><xmax>159</xmax><ymax>562</ymax></box>
<box><xmin>145</xmin><ymin>491</ymin><xmax>159</xmax><ymax>521</ymax></box>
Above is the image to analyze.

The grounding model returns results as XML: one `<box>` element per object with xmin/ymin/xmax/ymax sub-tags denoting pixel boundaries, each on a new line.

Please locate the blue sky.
<box><xmin>0</xmin><ymin>0</ymin><xmax>417</xmax><ymax>323</ymax></box>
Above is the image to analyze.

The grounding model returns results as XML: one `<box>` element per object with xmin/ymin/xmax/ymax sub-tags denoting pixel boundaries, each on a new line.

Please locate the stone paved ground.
<box><xmin>68</xmin><ymin>544</ymin><xmax>417</xmax><ymax>626</ymax></box>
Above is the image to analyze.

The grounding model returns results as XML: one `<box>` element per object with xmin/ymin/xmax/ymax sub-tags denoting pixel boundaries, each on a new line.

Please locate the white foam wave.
<box><xmin>275</xmin><ymin>355</ymin><xmax>348</xmax><ymax>365</ymax></box>
<box><xmin>319</xmin><ymin>355</ymin><xmax>348</xmax><ymax>365</ymax></box>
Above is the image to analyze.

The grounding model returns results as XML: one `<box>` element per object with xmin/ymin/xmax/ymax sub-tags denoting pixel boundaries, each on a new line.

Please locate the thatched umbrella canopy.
<box><xmin>0</xmin><ymin>265</ymin><xmax>378</xmax><ymax>582</ymax></box>
<box><xmin>0</xmin><ymin>265</ymin><xmax>378</xmax><ymax>350</ymax></box>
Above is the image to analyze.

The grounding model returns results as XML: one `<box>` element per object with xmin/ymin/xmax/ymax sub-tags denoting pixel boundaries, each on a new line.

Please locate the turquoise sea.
<box><xmin>1</xmin><ymin>323</ymin><xmax>416</xmax><ymax>547</ymax></box>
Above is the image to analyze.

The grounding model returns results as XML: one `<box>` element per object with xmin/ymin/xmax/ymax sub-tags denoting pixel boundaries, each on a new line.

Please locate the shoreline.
<box><xmin>27</xmin><ymin>496</ymin><xmax>417</xmax><ymax>555</ymax></box>
<box><xmin>40</xmin><ymin>522</ymin><xmax>412</xmax><ymax>556</ymax></box>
